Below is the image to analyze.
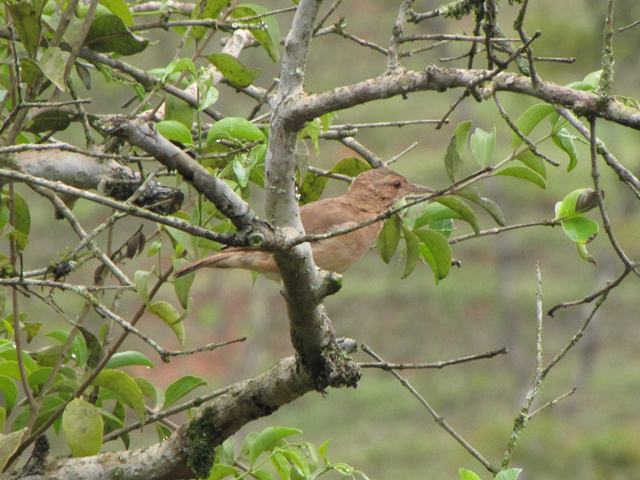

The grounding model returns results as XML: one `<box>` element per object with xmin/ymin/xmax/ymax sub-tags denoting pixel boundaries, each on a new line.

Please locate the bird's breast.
<box><xmin>310</xmin><ymin>221</ymin><xmax>382</xmax><ymax>273</ymax></box>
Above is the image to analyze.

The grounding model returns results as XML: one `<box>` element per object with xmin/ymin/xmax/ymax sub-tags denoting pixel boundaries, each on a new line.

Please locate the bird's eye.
<box><xmin>392</xmin><ymin>179</ymin><xmax>402</xmax><ymax>188</ymax></box>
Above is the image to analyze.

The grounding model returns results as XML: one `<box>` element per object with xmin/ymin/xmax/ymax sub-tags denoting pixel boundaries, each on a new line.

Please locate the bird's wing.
<box><xmin>300</xmin><ymin>197</ymin><xmax>361</xmax><ymax>234</ymax></box>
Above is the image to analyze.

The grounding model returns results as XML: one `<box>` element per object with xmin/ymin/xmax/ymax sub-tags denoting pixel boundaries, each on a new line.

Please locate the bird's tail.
<box><xmin>174</xmin><ymin>249</ymin><xmax>273</xmax><ymax>277</ymax></box>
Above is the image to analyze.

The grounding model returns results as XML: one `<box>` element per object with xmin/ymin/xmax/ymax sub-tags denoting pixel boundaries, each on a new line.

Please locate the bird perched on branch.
<box><xmin>175</xmin><ymin>168</ymin><xmax>431</xmax><ymax>280</ymax></box>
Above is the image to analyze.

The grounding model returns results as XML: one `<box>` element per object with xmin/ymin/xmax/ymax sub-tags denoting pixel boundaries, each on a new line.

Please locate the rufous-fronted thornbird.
<box><xmin>175</xmin><ymin>168</ymin><xmax>430</xmax><ymax>280</ymax></box>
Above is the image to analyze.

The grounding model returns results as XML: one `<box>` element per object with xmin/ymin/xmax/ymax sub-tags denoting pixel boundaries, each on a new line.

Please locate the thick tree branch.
<box><xmin>18</xmin><ymin>357</ymin><xmax>314</xmax><ymax>480</ymax></box>
<box><xmin>285</xmin><ymin>65</ymin><xmax>640</xmax><ymax>130</ymax></box>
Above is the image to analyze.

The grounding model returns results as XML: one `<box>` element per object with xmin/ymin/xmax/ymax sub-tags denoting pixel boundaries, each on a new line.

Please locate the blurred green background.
<box><xmin>12</xmin><ymin>0</ymin><xmax>640</xmax><ymax>478</ymax></box>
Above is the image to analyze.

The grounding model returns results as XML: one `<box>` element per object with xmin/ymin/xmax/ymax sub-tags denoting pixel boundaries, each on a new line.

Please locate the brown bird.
<box><xmin>175</xmin><ymin>168</ymin><xmax>430</xmax><ymax>280</ymax></box>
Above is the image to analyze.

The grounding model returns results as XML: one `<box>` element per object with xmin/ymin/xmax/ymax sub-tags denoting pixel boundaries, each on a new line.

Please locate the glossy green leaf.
<box><xmin>515</xmin><ymin>149</ymin><xmax>547</xmax><ymax>179</ymax></box>
<box><xmin>560</xmin><ymin>216</ymin><xmax>599</xmax><ymax>243</ymax></box>
<box><xmin>272</xmin><ymin>452</ymin><xmax>291</xmax><ymax>480</ymax></box>
<box><xmin>106</xmin><ymin>351</ymin><xmax>154</xmax><ymax>369</ymax></box>
<box><xmin>232</xmin><ymin>4</ymin><xmax>281</xmax><ymax>62</ymax></box>
<box><xmin>414</xmin><ymin>203</ymin><xmax>462</xmax><ymax>229</ymax></box>
<box><xmin>27</xmin><ymin>366</ymin><xmax>54</xmax><ymax>391</ymax></box>
<box><xmin>149</xmin><ymin>301</ymin><xmax>185</xmax><ymax>346</ymax></box>
<box><xmin>163</xmin><ymin>375</ymin><xmax>207</xmax><ymax>409</ymax></box>
<box><xmin>554</xmin><ymin>188</ymin><xmax>598</xmax><ymax>219</ymax></box>
<box><xmin>401</xmin><ymin>226</ymin><xmax>420</xmax><ymax>279</ymax></box>
<box><xmin>576</xmin><ymin>241</ymin><xmax>596</xmax><ymax>264</ymax></box>
<box><xmin>457</xmin><ymin>187</ymin><xmax>505</xmax><ymax>226</ymax></box>
<box><xmin>252</xmin><ymin>469</ymin><xmax>278</xmax><ymax>480</ymax></box>
<box><xmin>208</xmin><ymin>463</ymin><xmax>239</xmax><ymax>480</ymax></box>
<box><xmin>62</xmin><ymin>399</ymin><xmax>103</xmax><ymax>457</ymax></box>
<box><xmin>435</xmin><ymin>197</ymin><xmax>480</xmax><ymax>234</ymax></box>
<box><xmin>281</xmin><ymin>447</ymin><xmax>310</xmax><ymax>478</ymax></box>
<box><xmin>511</xmin><ymin>103</ymin><xmax>555</xmax><ymax>149</ymax></box>
<box><xmin>0</xmin><ymin>428</ymin><xmax>26</xmax><ymax>471</ymax></box>
<box><xmin>47</xmin><ymin>330</ymin><xmax>87</xmax><ymax>366</ymax></box>
<box><xmin>8</xmin><ymin>2</ymin><xmax>42</xmax><ymax>58</ymax></box>
<box><xmin>162</xmin><ymin>58</ymin><xmax>197</xmax><ymax>82</ymax></box>
<box><xmin>552</xmin><ymin>128</ymin><xmax>579</xmax><ymax>171</ymax></box>
<box><xmin>250</xmin><ymin>426</ymin><xmax>302</xmax><ymax>465</ymax></box>
<box><xmin>12</xmin><ymin>394</ymin><xmax>65</xmax><ymax>432</ymax></box>
<box><xmin>156</xmin><ymin>120</ymin><xmax>193</xmax><ymax>146</ymax></box>
<box><xmin>135</xmin><ymin>377</ymin><xmax>162</xmax><ymax>409</ymax></box>
<box><xmin>377</xmin><ymin>215</ymin><xmax>402</xmax><ymax>264</ymax></box>
<box><xmin>414</xmin><ymin>229</ymin><xmax>452</xmax><ymax>283</ymax></box>
<box><xmin>494</xmin><ymin>468</ymin><xmax>522</xmax><ymax>480</ymax></box>
<box><xmin>0</xmin><ymin>362</ymin><xmax>22</xmax><ymax>380</ymax></box>
<box><xmin>208</xmin><ymin>53</ymin><xmax>261</xmax><ymax>88</ymax></box>
<box><xmin>470</xmin><ymin>127</ymin><xmax>496</xmax><ymax>168</ymax></box>
<box><xmin>85</xmin><ymin>15</ymin><xmax>149</xmax><ymax>55</ymax></box>
<box><xmin>459</xmin><ymin>468</ymin><xmax>482</xmax><ymax>480</ymax></box>
<box><xmin>93</xmin><ymin>369</ymin><xmax>145</xmax><ymax>419</ymax></box>
<box><xmin>99</xmin><ymin>0</ymin><xmax>133</xmax><ymax>25</ymax></box>
<box><xmin>0</xmin><ymin>408</ymin><xmax>5</xmax><ymax>432</ymax></box>
<box><xmin>445</xmin><ymin>120</ymin><xmax>472</xmax><ymax>181</ymax></box>
<box><xmin>494</xmin><ymin>165</ymin><xmax>546</xmax><ymax>189</ymax></box>
<box><xmin>207</xmin><ymin>117</ymin><xmax>265</xmax><ymax>146</ymax></box>
<box><xmin>0</xmin><ymin>376</ymin><xmax>17</xmax><ymax>414</ymax></box>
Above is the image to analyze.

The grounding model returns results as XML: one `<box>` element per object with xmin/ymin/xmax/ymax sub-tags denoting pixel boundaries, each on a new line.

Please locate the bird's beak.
<box><xmin>406</xmin><ymin>183</ymin><xmax>433</xmax><ymax>199</ymax></box>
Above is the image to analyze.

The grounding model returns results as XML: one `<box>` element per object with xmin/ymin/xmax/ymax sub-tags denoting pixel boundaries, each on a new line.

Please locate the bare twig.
<box><xmin>338</xmin><ymin>137</ymin><xmax>384</xmax><ymax>168</ymax></box>
<box><xmin>359</xmin><ymin>346</ymin><xmax>507</xmax><ymax>370</ymax></box>
<box><xmin>362</xmin><ymin>344</ymin><xmax>498</xmax><ymax>475</ymax></box>
<box><xmin>547</xmin><ymin>266</ymin><xmax>631</xmax><ymax>316</ymax></box>
<box><xmin>528</xmin><ymin>388</ymin><xmax>577</xmax><ymax>419</ymax></box>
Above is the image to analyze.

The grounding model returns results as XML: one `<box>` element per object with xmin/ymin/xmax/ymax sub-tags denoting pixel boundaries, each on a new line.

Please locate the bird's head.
<box><xmin>347</xmin><ymin>167</ymin><xmax>432</xmax><ymax>211</ymax></box>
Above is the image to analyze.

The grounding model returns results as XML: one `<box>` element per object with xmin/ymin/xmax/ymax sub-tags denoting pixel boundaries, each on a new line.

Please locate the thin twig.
<box><xmin>359</xmin><ymin>346</ymin><xmax>507</xmax><ymax>370</ymax></box>
<box><xmin>450</xmin><ymin>219</ymin><xmax>559</xmax><ymax>244</ymax></box>
<box><xmin>386</xmin><ymin>141</ymin><xmax>419</xmax><ymax>166</ymax></box>
<box><xmin>338</xmin><ymin>137</ymin><xmax>384</xmax><ymax>168</ymax></box>
<box><xmin>361</xmin><ymin>344</ymin><xmax>498</xmax><ymax>475</ymax></box>
<box><xmin>528</xmin><ymin>388</ymin><xmax>576</xmax><ymax>419</ymax></box>
<box><xmin>588</xmin><ymin>116</ymin><xmax>640</xmax><ymax>278</ymax></box>
<box><xmin>547</xmin><ymin>266</ymin><xmax>631</xmax><ymax>316</ymax></box>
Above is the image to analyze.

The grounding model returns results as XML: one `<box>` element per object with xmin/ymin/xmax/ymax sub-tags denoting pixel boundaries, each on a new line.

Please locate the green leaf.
<box><xmin>511</xmin><ymin>103</ymin><xmax>555</xmax><ymax>149</ymax></box>
<box><xmin>85</xmin><ymin>15</ymin><xmax>149</xmax><ymax>55</ymax></box>
<box><xmin>156</xmin><ymin>120</ymin><xmax>193</xmax><ymax>146</ymax></box>
<box><xmin>232</xmin><ymin>4</ymin><xmax>281</xmax><ymax>62</ymax></box>
<box><xmin>99</xmin><ymin>0</ymin><xmax>133</xmax><ymax>26</ymax></box>
<box><xmin>272</xmin><ymin>452</ymin><xmax>291</xmax><ymax>480</ymax></box>
<box><xmin>62</xmin><ymin>399</ymin><xmax>103</xmax><ymax>457</ymax></box>
<box><xmin>191</xmin><ymin>0</ymin><xmax>231</xmax><ymax>39</ymax></box>
<box><xmin>135</xmin><ymin>377</ymin><xmax>162</xmax><ymax>408</ymax></box>
<box><xmin>459</xmin><ymin>468</ymin><xmax>482</xmax><ymax>480</ymax></box>
<box><xmin>0</xmin><ymin>408</ymin><xmax>5</xmax><ymax>432</ymax></box>
<box><xmin>252</xmin><ymin>469</ymin><xmax>278</xmax><ymax>480</ymax></box>
<box><xmin>93</xmin><ymin>369</ymin><xmax>145</xmax><ymax>419</ymax></box>
<box><xmin>331</xmin><ymin>157</ymin><xmax>371</xmax><ymax>176</ymax></box>
<box><xmin>10</xmin><ymin>192</ymin><xmax>31</xmax><ymax>252</ymax></box>
<box><xmin>162</xmin><ymin>58</ymin><xmax>197</xmax><ymax>82</ymax></box>
<box><xmin>318</xmin><ymin>439</ymin><xmax>330</xmax><ymax>464</ymax></box>
<box><xmin>165</xmin><ymin>96</ymin><xmax>194</xmax><ymax>130</ymax></box>
<box><xmin>414</xmin><ymin>203</ymin><xmax>462</xmax><ymax>229</ymax></box>
<box><xmin>208</xmin><ymin>53</ymin><xmax>261</xmax><ymax>88</ymax></box>
<box><xmin>469</xmin><ymin>127</ymin><xmax>496</xmax><ymax>168</ymax></box>
<box><xmin>414</xmin><ymin>229</ymin><xmax>452</xmax><ymax>283</ymax></box>
<box><xmin>134</xmin><ymin>270</ymin><xmax>151</xmax><ymax>303</ymax></box>
<box><xmin>494</xmin><ymin>468</ymin><xmax>522</xmax><ymax>480</ymax></box>
<box><xmin>434</xmin><ymin>197</ymin><xmax>480</xmax><ymax>234</ymax></box>
<box><xmin>162</xmin><ymin>375</ymin><xmax>207</xmax><ymax>409</ymax></box>
<box><xmin>445</xmin><ymin>120</ymin><xmax>472</xmax><ymax>181</ymax></box>
<box><xmin>25</xmin><ymin>107</ymin><xmax>77</xmax><ymax>133</ymax></box>
<box><xmin>233</xmin><ymin>157</ymin><xmax>249</xmax><ymax>188</ymax></box>
<box><xmin>8</xmin><ymin>2</ymin><xmax>42</xmax><ymax>58</ymax></box>
<box><xmin>106</xmin><ymin>351</ymin><xmax>154</xmax><ymax>369</ymax></box>
<box><xmin>173</xmin><ymin>258</ymin><xmax>194</xmax><ymax>309</ymax></box>
<box><xmin>560</xmin><ymin>216</ymin><xmax>599</xmax><ymax>243</ymax></box>
<box><xmin>0</xmin><ymin>428</ymin><xmax>26</xmax><ymax>471</ymax></box>
<box><xmin>38</xmin><ymin>47</ymin><xmax>69</xmax><ymax>92</ymax></box>
<box><xmin>206</xmin><ymin>117</ymin><xmax>265</xmax><ymax>146</ymax></box>
<box><xmin>552</xmin><ymin>128</ymin><xmax>579</xmax><ymax>172</ymax></box>
<box><xmin>494</xmin><ymin>165</ymin><xmax>546</xmax><ymax>189</ymax></box>
<box><xmin>401</xmin><ymin>226</ymin><xmax>420</xmax><ymax>279</ymax></box>
<box><xmin>149</xmin><ymin>301</ymin><xmax>185</xmax><ymax>346</ymax></box>
<box><xmin>377</xmin><ymin>215</ymin><xmax>402</xmax><ymax>264</ymax></box>
<box><xmin>457</xmin><ymin>188</ymin><xmax>506</xmax><ymax>226</ymax></box>
<box><xmin>250</xmin><ymin>426</ymin><xmax>302</xmax><ymax>465</ymax></box>
<box><xmin>576</xmin><ymin>241</ymin><xmax>596</xmax><ymax>264</ymax></box>
<box><xmin>515</xmin><ymin>149</ymin><xmax>547</xmax><ymax>179</ymax></box>
<box><xmin>208</xmin><ymin>463</ymin><xmax>239</xmax><ymax>480</ymax></box>
<box><xmin>280</xmin><ymin>447</ymin><xmax>311</xmax><ymax>478</ymax></box>
<box><xmin>554</xmin><ymin>188</ymin><xmax>598</xmax><ymax>219</ymax></box>
<box><xmin>0</xmin><ymin>376</ymin><xmax>17</xmax><ymax>414</ymax></box>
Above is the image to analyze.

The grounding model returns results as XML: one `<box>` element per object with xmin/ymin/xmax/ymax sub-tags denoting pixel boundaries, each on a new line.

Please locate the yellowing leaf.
<box><xmin>62</xmin><ymin>399</ymin><xmax>103</xmax><ymax>457</ymax></box>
